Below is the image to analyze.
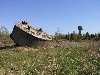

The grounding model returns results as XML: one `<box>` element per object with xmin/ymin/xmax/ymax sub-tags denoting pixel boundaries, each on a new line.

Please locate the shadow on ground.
<box><xmin>0</xmin><ymin>45</ymin><xmax>20</xmax><ymax>50</ymax></box>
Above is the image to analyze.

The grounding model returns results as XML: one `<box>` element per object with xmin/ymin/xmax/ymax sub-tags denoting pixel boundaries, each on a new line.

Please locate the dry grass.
<box><xmin>0</xmin><ymin>45</ymin><xmax>100</xmax><ymax>75</ymax></box>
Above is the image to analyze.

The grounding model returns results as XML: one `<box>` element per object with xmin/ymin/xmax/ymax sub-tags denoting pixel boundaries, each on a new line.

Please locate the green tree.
<box><xmin>0</xmin><ymin>26</ymin><xmax>9</xmax><ymax>38</ymax></box>
<box><xmin>70</xmin><ymin>33</ymin><xmax>74</xmax><ymax>41</ymax></box>
<box><xmin>85</xmin><ymin>32</ymin><xmax>90</xmax><ymax>40</ymax></box>
<box><xmin>98</xmin><ymin>33</ymin><xmax>100</xmax><ymax>39</ymax></box>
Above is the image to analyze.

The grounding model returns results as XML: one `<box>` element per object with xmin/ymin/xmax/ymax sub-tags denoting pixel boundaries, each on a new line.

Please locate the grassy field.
<box><xmin>0</xmin><ymin>46</ymin><xmax>100</xmax><ymax>75</ymax></box>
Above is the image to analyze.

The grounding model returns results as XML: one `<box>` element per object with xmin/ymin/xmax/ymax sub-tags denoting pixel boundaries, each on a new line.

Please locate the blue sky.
<box><xmin>0</xmin><ymin>0</ymin><xmax>100</xmax><ymax>35</ymax></box>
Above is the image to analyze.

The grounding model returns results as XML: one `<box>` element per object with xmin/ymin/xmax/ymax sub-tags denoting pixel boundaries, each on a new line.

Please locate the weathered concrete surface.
<box><xmin>10</xmin><ymin>21</ymin><xmax>52</xmax><ymax>47</ymax></box>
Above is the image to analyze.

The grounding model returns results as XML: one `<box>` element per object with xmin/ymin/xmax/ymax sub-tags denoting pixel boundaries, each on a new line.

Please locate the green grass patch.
<box><xmin>0</xmin><ymin>47</ymin><xmax>100</xmax><ymax>75</ymax></box>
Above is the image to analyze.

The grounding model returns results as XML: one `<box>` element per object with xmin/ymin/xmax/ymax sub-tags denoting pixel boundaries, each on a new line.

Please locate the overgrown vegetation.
<box><xmin>0</xmin><ymin>26</ymin><xmax>10</xmax><ymax>39</ymax></box>
<box><xmin>0</xmin><ymin>26</ymin><xmax>14</xmax><ymax>47</ymax></box>
<box><xmin>0</xmin><ymin>26</ymin><xmax>100</xmax><ymax>75</ymax></box>
<box><xmin>54</xmin><ymin>31</ymin><xmax>100</xmax><ymax>41</ymax></box>
<box><xmin>0</xmin><ymin>47</ymin><xmax>100</xmax><ymax>75</ymax></box>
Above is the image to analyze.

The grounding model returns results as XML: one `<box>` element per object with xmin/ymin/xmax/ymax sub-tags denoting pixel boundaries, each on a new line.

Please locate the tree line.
<box><xmin>0</xmin><ymin>25</ymin><xmax>100</xmax><ymax>41</ymax></box>
<box><xmin>54</xmin><ymin>32</ymin><xmax>100</xmax><ymax>41</ymax></box>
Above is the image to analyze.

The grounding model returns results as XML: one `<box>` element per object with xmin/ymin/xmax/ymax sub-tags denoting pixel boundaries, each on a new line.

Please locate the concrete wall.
<box><xmin>10</xmin><ymin>26</ymin><xmax>47</xmax><ymax>47</ymax></box>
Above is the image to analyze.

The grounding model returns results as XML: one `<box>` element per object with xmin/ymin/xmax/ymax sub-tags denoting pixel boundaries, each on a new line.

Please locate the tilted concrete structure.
<box><xmin>10</xmin><ymin>21</ymin><xmax>52</xmax><ymax>47</ymax></box>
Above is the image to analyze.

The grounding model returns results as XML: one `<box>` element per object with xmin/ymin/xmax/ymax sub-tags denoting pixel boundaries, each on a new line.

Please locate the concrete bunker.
<box><xmin>10</xmin><ymin>21</ymin><xmax>52</xmax><ymax>47</ymax></box>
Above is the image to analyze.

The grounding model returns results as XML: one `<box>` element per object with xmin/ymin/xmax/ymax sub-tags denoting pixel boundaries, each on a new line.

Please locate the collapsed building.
<box><xmin>10</xmin><ymin>21</ymin><xmax>52</xmax><ymax>47</ymax></box>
